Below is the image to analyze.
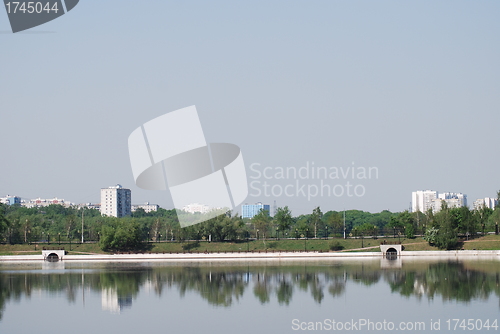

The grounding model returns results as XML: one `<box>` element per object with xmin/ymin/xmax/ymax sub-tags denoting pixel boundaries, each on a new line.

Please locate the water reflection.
<box><xmin>1</xmin><ymin>259</ymin><xmax>500</xmax><ymax>318</ymax></box>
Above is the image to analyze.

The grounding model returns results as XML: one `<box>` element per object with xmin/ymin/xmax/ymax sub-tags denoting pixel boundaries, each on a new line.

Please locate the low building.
<box><xmin>182</xmin><ymin>203</ymin><xmax>211</xmax><ymax>214</ymax></box>
<box><xmin>132</xmin><ymin>202</ymin><xmax>159</xmax><ymax>213</ymax></box>
<box><xmin>0</xmin><ymin>195</ymin><xmax>21</xmax><ymax>205</ymax></box>
<box><xmin>22</xmin><ymin>197</ymin><xmax>73</xmax><ymax>208</ymax></box>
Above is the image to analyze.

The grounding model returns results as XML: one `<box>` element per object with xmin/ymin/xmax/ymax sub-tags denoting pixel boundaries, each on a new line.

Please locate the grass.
<box><xmin>0</xmin><ymin>235</ymin><xmax>499</xmax><ymax>254</ymax></box>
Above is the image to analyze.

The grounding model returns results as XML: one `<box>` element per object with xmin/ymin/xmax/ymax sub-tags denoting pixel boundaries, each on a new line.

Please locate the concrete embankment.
<box><xmin>1</xmin><ymin>250</ymin><xmax>499</xmax><ymax>262</ymax></box>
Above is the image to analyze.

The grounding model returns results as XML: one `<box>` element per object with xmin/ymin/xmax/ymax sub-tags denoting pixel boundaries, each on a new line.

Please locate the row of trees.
<box><xmin>1</xmin><ymin>192</ymin><xmax>499</xmax><ymax>251</ymax></box>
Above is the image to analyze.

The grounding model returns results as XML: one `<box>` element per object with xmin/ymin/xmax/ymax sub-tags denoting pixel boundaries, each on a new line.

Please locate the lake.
<box><xmin>1</xmin><ymin>257</ymin><xmax>499</xmax><ymax>333</ymax></box>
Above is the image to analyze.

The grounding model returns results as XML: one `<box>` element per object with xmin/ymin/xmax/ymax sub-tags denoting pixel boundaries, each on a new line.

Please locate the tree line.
<box><xmin>0</xmin><ymin>191</ymin><xmax>499</xmax><ymax>251</ymax></box>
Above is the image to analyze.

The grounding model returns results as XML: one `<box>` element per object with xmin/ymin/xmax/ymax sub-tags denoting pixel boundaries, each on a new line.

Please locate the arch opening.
<box><xmin>46</xmin><ymin>253</ymin><xmax>59</xmax><ymax>262</ymax></box>
<box><xmin>386</xmin><ymin>247</ymin><xmax>398</xmax><ymax>260</ymax></box>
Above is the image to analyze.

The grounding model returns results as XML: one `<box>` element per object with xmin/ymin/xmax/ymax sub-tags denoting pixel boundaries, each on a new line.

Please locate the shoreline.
<box><xmin>1</xmin><ymin>249</ymin><xmax>500</xmax><ymax>262</ymax></box>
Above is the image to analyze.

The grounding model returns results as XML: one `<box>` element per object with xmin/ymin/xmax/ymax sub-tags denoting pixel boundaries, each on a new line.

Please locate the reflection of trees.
<box><xmin>2</xmin><ymin>261</ymin><xmax>500</xmax><ymax>316</ymax></box>
<box><xmin>388</xmin><ymin>261</ymin><xmax>500</xmax><ymax>302</ymax></box>
<box><xmin>176</xmin><ymin>268</ymin><xmax>246</xmax><ymax>307</ymax></box>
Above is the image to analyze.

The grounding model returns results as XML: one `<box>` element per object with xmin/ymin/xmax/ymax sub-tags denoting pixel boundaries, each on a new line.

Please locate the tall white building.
<box><xmin>473</xmin><ymin>198</ymin><xmax>498</xmax><ymax>210</ymax></box>
<box><xmin>100</xmin><ymin>184</ymin><xmax>131</xmax><ymax>218</ymax></box>
<box><xmin>412</xmin><ymin>190</ymin><xmax>467</xmax><ymax>213</ymax></box>
<box><xmin>411</xmin><ymin>190</ymin><xmax>438</xmax><ymax>213</ymax></box>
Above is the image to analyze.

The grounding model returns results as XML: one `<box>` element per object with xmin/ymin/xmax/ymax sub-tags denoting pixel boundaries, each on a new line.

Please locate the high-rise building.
<box><xmin>412</xmin><ymin>190</ymin><xmax>467</xmax><ymax>213</ymax></box>
<box><xmin>100</xmin><ymin>184</ymin><xmax>131</xmax><ymax>218</ymax></box>
<box><xmin>411</xmin><ymin>190</ymin><xmax>438</xmax><ymax>213</ymax></box>
<box><xmin>242</xmin><ymin>202</ymin><xmax>271</xmax><ymax>219</ymax></box>
<box><xmin>473</xmin><ymin>198</ymin><xmax>498</xmax><ymax>210</ymax></box>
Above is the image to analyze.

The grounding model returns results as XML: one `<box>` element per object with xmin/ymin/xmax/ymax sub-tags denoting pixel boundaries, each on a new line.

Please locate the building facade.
<box><xmin>132</xmin><ymin>202</ymin><xmax>159</xmax><ymax>213</ymax></box>
<box><xmin>473</xmin><ymin>197</ymin><xmax>498</xmax><ymax>210</ymax></box>
<box><xmin>412</xmin><ymin>190</ymin><xmax>467</xmax><ymax>213</ymax></box>
<box><xmin>22</xmin><ymin>197</ymin><xmax>73</xmax><ymax>208</ymax></box>
<box><xmin>0</xmin><ymin>195</ymin><xmax>21</xmax><ymax>205</ymax></box>
<box><xmin>242</xmin><ymin>202</ymin><xmax>271</xmax><ymax>219</ymax></box>
<box><xmin>411</xmin><ymin>190</ymin><xmax>438</xmax><ymax>213</ymax></box>
<box><xmin>182</xmin><ymin>203</ymin><xmax>211</xmax><ymax>214</ymax></box>
<box><xmin>100</xmin><ymin>184</ymin><xmax>131</xmax><ymax>218</ymax></box>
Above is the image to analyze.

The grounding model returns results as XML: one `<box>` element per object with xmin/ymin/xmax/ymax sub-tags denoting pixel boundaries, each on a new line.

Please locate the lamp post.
<box><xmin>58</xmin><ymin>233</ymin><xmax>60</xmax><ymax>245</ymax></box>
<box><xmin>361</xmin><ymin>232</ymin><xmax>364</xmax><ymax>248</ymax></box>
<box><xmin>246</xmin><ymin>232</ymin><xmax>250</xmax><ymax>252</ymax></box>
<box><xmin>276</xmin><ymin>227</ymin><xmax>279</xmax><ymax>240</ymax></box>
<box><xmin>256</xmin><ymin>229</ymin><xmax>259</xmax><ymax>240</ymax></box>
<box><xmin>325</xmin><ymin>226</ymin><xmax>329</xmax><ymax>240</ymax></box>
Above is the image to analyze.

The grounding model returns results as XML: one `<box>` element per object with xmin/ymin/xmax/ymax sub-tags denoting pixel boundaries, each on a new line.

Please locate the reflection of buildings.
<box><xmin>101</xmin><ymin>288</ymin><xmax>132</xmax><ymax>314</ymax></box>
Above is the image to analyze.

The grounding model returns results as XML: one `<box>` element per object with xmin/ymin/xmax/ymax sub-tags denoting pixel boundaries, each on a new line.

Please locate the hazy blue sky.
<box><xmin>1</xmin><ymin>1</ymin><xmax>499</xmax><ymax>215</ymax></box>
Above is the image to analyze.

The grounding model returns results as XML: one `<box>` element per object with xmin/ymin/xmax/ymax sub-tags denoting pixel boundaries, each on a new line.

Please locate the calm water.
<box><xmin>1</xmin><ymin>257</ymin><xmax>500</xmax><ymax>333</ymax></box>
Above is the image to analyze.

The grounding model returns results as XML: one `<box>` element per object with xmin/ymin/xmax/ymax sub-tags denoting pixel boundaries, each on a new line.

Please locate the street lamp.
<box><xmin>58</xmin><ymin>233</ymin><xmax>60</xmax><ymax>245</ymax></box>
<box><xmin>246</xmin><ymin>231</ymin><xmax>249</xmax><ymax>252</ymax></box>
<box><xmin>325</xmin><ymin>226</ymin><xmax>329</xmax><ymax>240</ymax></box>
<box><xmin>276</xmin><ymin>227</ymin><xmax>279</xmax><ymax>240</ymax></box>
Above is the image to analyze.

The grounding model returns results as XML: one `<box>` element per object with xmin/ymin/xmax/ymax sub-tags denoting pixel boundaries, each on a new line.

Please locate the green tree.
<box><xmin>0</xmin><ymin>204</ymin><xmax>9</xmax><ymax>238</ymax></box>
<box><xmin>432</xmin><ymin>203</ymin><xmax>458</xmax><ymax>250</ymax></box>
<box><xmin>274</xmin><ymin>206</ymin><xmax>292</xmax><ymax>236</ymax></box>
<box><xmin>310</xmin><ymin>206</ymin><xmax>323</xmax><ymax>238</ymax></box>
<box><xmin>252</xmin><ymin>209</ymin><xmax>271</xmax><ymax>239</ymax></box>
<box><xmin>99</xmin><ymin>219</ymin><xmax>143</xmax><ymax>251</ymax></box>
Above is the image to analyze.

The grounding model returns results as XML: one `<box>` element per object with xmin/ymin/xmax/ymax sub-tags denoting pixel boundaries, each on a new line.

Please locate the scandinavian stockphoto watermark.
<box><xmin>3</xmin><ymin>0</ymin><xmax>79</xmax><ymax>33</ymax></box>
<box><xmin>249</xmin><ymin>162</ymin><xmax>378</xmax><ymax>201</ymax></box>
<box><xmin>128</xmin><ymin>106</ymin><xmax>248</xmax><ymax>228</ymax></box>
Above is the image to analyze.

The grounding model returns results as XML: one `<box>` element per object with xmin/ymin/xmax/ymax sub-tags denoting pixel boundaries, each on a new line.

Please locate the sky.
<box><xmin>1</xmin><ymin>0</ymin><xmax>499</xmax><ymax>216</ymax></box>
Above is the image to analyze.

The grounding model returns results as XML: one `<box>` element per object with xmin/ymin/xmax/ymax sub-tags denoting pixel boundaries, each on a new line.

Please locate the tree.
<box><xmin>397</xmin><ymin>211</ymin><xmax>416</xmax><ymax>238</ymax></box>
<box><xmin>274</xmin><ymin>206</ymin><xmax>292</xmax><ymax>236</ymax></box>
<box><xmin>310</xmin><ymin>207</ymin><xmax>323</xmax><ymax>238</ymax></box>
<box><xmin>0</xmin><ymin>204</ymin><xmax>9</xmax><ymax>237</ymax></box>
<box><xmin>252</xmin><ymin>209</ymin><xmax>271</xmax><ymax>239</ymax></box>
<box><xmin>432</xmin><ymin>203</ymin><xmax>458</xmax><ymax>250</ymax></box>
<box><xmin>325</xmin><ymin>211</ymin><xmax>343</xmax><ymax>237</ymax></box>
<box><xmin>99</xmin><ymin>219</ymin><xmax>143</xmax><ymax>251</ymax></box>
